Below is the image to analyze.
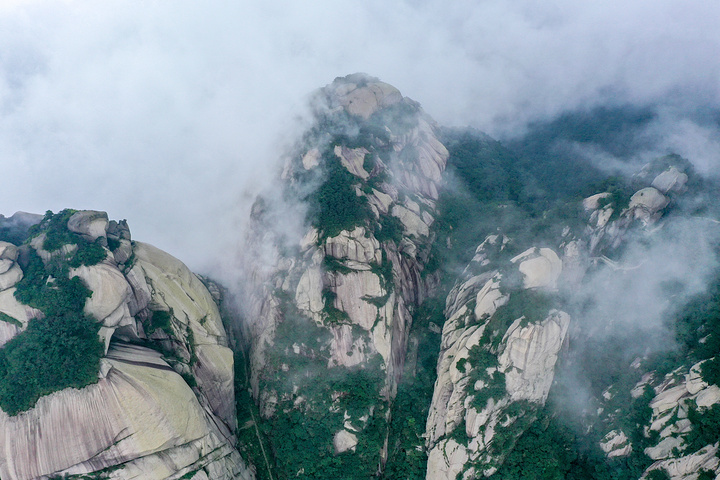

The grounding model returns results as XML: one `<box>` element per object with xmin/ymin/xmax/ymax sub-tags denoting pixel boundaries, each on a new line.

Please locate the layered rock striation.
<box><xmin>0</xmin><ymin>210</ymin><xmax>252</xmax><ymax>480</ymax></box>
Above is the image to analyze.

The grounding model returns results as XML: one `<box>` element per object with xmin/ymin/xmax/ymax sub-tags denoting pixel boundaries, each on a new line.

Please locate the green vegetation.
<box><xmin>0</xmin><ymin>307</ymin><xmax>102</xmax><ymax>415</ymax></box>
<box><xmin>234</xmin><ymin>290</ymin><xmax>388</xmax><ymax>479</ymax></box>
<box><xmin>685</xmin><ymin>404</ymin><xmax>720</xmax><ymax>453</ymax></box>
<box><xmin>307</xmin><ymin>148</ymin><xmax>374</xmax><ymax>240</ymax></box>
<box><xmin>29</xmin><ymin>210</ymin><xmax>108</xmax><ymax>268</ymax></box>
<box><xmin>375</xmin><ymin>214</ymin><xmax>404</xmax><ymax>244</ymax></box>
<box><xmin>106</xmin><ymin>237</ymin><xmax>121</xmax><ymax>252</ymax></box>
<box><xmin>323</xmin><ymin>255</ymin><xmax>354</xmax><ymax>275</ymax></box>
<box><xmin>645</xmin><ymin>469</ymin><xmax>671</xmax><ymax>480</ymax></box>
<box><xmin>466</xmin><ymin>345</ymin><xmax>506</xmax><ymax>411</ymax></box>
<box><xmin>0</xmin><ymin>211</ymin><xmax>105</xmax><ymax>415</ymax></box>
<box><xmin>14</xmin><ymin>250</ymin><xmax>91</xmax><ymax>317</ymax></box>
<box><xmin>68</xmin><ymin>240</ymin><xmax>107</xmax><ymax>268</ymax></box>
<box><xmin>0</xmin><ymin>312</ymin><xmax>21</xmax><ymax>327</ymax></box>
<box><xmin>383</xmin><ymin>298</ymin><xmax>445</xmax><ymax>479</ymax></box>
<box><xmin>490</xmin><ymin>288</ymin><xmax>555</xmax><ymax>335</ymax></box>
<box><xmin>322</xmin><ymin>289</ymin><xmax>351</xmax><ymax>324</ymax></box>
<box><xmin>489</xmin><ymin>410</ymin><xmax>577</xmax><ymax>480</ymax></box>
<box><xmin>145</xmin><ymin>309</ymin><xmax>174</xmax><ymax>336</ymax></box>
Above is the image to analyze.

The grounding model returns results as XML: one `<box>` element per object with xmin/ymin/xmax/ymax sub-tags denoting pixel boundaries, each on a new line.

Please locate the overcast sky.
<box><xmin>1</xmin><ymin>0</ymin><xmax>718</xmax><ymax>271</ymax></box>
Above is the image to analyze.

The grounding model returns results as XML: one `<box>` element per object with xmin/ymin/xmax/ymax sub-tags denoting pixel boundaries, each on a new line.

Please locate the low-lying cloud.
<box><xmin>0</xmin><ymin>0</ymin><xmax>718</xmax><ymax>271</ymax></box>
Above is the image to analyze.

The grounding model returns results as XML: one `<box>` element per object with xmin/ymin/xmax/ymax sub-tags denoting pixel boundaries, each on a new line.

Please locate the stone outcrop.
<box><xmin>651</xmin><ymin>166</ymin><xmax>688</xmax><ymax>194</ymax></box>
<box><xmin>243</xmin><ymin>73</ymin><xmax>448</xmax><ymax>476</ymax></box>
<box><xmin>0</xmin><ymin>212</ymin><xmax>252</xmax><ymax>480</ymax></box>
<box><xmin>629</xmin><ymin>187</ymin><xmax>669</xmax><ymax>224</ymax></box>
<box><xmin>425</xmin><ymin>236</ymin><xmax>570</xmax><ymax>479</ymax></box>
<box><xmin>510</xmin><ymin>247</ymin><xmax>562</xmax><ymax>290</ymax></box>
<box><xmin>325</xmin><ymin>73</ymin><xmax>403</xmax><ymax>119</ymax></box>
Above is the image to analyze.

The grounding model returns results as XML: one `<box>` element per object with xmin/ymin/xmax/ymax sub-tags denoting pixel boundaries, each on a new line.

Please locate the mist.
<box><xmin>0</xmin><ymin>0</ymin><xmax>718</xmax><ymax>273</ymax></box>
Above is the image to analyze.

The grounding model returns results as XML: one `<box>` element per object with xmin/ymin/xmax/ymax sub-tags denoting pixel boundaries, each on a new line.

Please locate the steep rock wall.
<box><xmin>0</xmin><ymin>211</ymin><xmax>252</xmax><ymax>480</ymax></box>
<box><xmin>243</xmin><ymin>74</ymin><xmax>448</xmax><ymax>477</ymax></box>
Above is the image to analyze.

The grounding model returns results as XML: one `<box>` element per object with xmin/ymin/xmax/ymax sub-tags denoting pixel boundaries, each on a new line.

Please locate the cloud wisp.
<box><xmin>0</xmin><ymin>0</ymin><xmax>717</xmax><ymax>271</ymax></box>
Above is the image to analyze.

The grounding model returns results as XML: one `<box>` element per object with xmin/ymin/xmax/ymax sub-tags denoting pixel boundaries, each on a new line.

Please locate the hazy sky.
<box><xmin>1</xmin><ymin>0</ymin><xmax>718</xmax><ymax>271</ymax></box>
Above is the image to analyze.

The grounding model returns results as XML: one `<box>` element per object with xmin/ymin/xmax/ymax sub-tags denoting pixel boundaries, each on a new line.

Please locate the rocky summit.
<box><xmin>1</xmin><ymin>74</ymin><xmax>719</xmax><ymax>480</ymax></box>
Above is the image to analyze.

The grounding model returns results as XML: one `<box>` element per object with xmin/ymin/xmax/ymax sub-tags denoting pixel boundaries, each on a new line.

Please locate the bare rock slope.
<box><xmin>0</xmin><ymin>210</ymin><xmax>253</xmax><ymax>480</ymax></box>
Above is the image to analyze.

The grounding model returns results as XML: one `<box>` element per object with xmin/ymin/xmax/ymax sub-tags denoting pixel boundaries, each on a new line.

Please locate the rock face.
<box><xmin>0</xmin><ymin>211</ymin><xmax>252</xmax><ymax>480</ymax></box>
<box><xmin>425</xmin><ymin>235</ymin><xmax>570</xmax><ymax>479</ymax></box>
<box><xmin>242</xmin><ymin>73</ymin><xmax>448</xmax><ymax>477</ymax></box>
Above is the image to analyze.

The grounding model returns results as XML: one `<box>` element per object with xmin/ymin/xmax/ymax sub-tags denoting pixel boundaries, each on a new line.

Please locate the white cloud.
<box><xmin>0</xmin><ymin>0</ymin><xmax>717</xmax><ymax>270</ymax></box>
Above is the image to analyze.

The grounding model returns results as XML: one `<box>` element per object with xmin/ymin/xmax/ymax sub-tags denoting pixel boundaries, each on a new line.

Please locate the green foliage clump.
<box><xmin>106</xmin><ymin>237</ymin><xmax>121</xmax><ymax>252</ymax></box>
<box><xmin>0</xmin><ymin>211</ymin><xmax>107</xmax><ymax>416</ymax></box>
<box><xmin>490</xmin><ymin>411</ymin><xmax>577</xmax><ymax>480</ymax></box>
<box><xmin>0</xmin><ymin>311</ymin><xmax>103</xmax><ymax>415</ymax></box>
<box><xmin>68</xmin><ymin>240</ymin><xmax>107</xmax><ymax>268</ymax></box>
<box><xmin>30</xmin><ymin>210</ymin><xmax>108</xmax><ymax>268</ymax></box>
<box><xmin>685</xmin><ymin>404</ymin><xmax>720</xmax><ymax>452</ymax></box>
<box><xmin>586</xmin><ymin>176</ymin><xmax>634</xmax><ymax>220</ymax></box>
<box><xmin>308</xmin><ymin>149</ymin><xmax>373</xmax><ymax>240</ymax></box>
<box><xmin>323</xmin><ymin>255</ymin><xmax>354</xmax><ymax>275</ymax></box>
<box><xmin>322</xmin><ymin>289</ymin><xmax>351</xmax><ymax>324</ymax></box>
<box><xmin>645</xmin><ymin>469</ymin><xmax>671</xmax><ymax>480</ymax></box>
<box><xmin>35</xmin><ymin>209</ymin><xmax>77</xmax><ymax>251</ymax></box>
<box><xmin>465</xmin><ymin>344</ymin><xmax>506</xmax><ymax>411</ymax></box>
<box><xmin>487</xmin><ymin>289</ymin><xmax>555</xmax><ymax>346</ymax></box>
<box><xmin>0</xmin><ymin>312</ymin><xmax>21</xmax><ymax>327</ymax></box>
<box><xmin>489</xmin><ymin>401</ymin><xmax>538</xmax><ymax>457</ymax></box>
<box><xmin>14</xmin><ymin>250</ymin><xmax>92</xmax><ymax>316</ymax></box>
<box><xmin>375</xmin><ymin>214</ymin><xmax>405</xmax><ymax>244</ymax></box>
<box><xmin>145</xmin><ymin>309</ymin><xmax>174</xmax><ymax>336</ymax></box>
<box><xmin>697</xmin><ymin>469</ymin><xmax>717</xmax><ymax>480</ymax></box>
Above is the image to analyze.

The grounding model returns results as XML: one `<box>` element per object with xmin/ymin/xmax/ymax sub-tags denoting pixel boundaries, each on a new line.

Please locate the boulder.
<box><xmin>645</xmin><ymin>436</ymin><xmax>683</xmax><ymax>460</ymax></box>
<box><xmin>0</xmin><ymin>243</ymin><xmax>18</xmax><ymax>262</ymax></box>
<box><xmin>601</xmin><ymin>430</ymin><xmax>632</xmax><ymax>458</ymax></box>
<box><xmin>426</xmin><ymin>439</ymin><xmax>470</xmax><ymax>480</ymax></box>
<box><xmin>335</xmin><ymin>145</ymin><xmax>370</xmax><ymax>180</ymax></box>
<box><xmin>332</xmin><ymin>270</ymin><xmax>384</xmax><ymax>330</ymax></box>
<box><xmin>324</xmin><ymin>227</ymin><xmax>381</xmax><ymax>264</ymax></box>
<box><xmin>499</xmin><ymin>310</ymin><xmax>570</xmax><ymax>402</ymax></box>
<box><xmin>67</xmin><ymin>210</ymin><xmax>109</xmax><ymax>241</ymax></box>
<box><xmin>333</xmin><ymin>429</ymin><xmax>359</xmax><ymax>453</ymax></box>
<box><xmin>583</xmin><ymin>192</ymin><xmax>612</xmax><ymax>211</ymax></box>
<box><xmin>695</xmin><ymin>385</ymin><xmax>720</xmax><ymax>408</ymax></box>
<box><xmin>391</xmin><ymin>205</ymin><xmax>429</xmax><ymax>238</ymax></box>
<box><xmin>330</xmin><ymin>74</ymin><xmax>403</xmax><ymax>119</ymax></box>
<box><xmin>295</xmin><ymin>266</ymin><xmax>325</xmax><ymax>316</ymax></box>
<box><xmin>0</xmin><ymin>288</ymin><xmax>42</xmax><ymax>327</ymax></box>
<box><xmin>629</xmin><ymin>187</ymin><xmax>669</xmax><ymax>223</ymax></box>
<box><xmin>511</xmin><ymin>247</ymin><xmax>562</xmax><ymax>290</ymax></box>
<box><xmin>71</xmin><ymin>263</ymin><xmax>134</xmax><ymax>327</ymax></box>
<box><xmin>0</xmin><ymin>264</ymin><xmax>22</xmax><ymax>291</ymax></box>
<box><xmin>651</xmin><ymin>167</ymin><xmax>688</xmax><ymax>194</ymax></box>
<box><xmin>302</xmin><ymin>148</ymin><xmax>320</xmax><ymax>170</ymax></box>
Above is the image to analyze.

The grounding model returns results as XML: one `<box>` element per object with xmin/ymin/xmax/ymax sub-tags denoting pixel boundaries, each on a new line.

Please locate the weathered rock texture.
<box><xmin>425</xmin><ymin>235</ymin><xmax>570</xmax><ymax>479</ymax></box>
<box><xmin>0</xmin><ymin>212</ymin><xmax>253</xmax><ymax>480</ymax></box>
<box><xmin>243</xmin><ymin>73</ymin><xmax>448</xmax><ymax>476</ymax></box>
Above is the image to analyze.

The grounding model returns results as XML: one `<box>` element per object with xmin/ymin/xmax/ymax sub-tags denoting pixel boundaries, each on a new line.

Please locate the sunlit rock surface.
<box><xmin>0</xmin><ymin>212</ymin><xmax>252</xmax><ymax>480</ymax></box>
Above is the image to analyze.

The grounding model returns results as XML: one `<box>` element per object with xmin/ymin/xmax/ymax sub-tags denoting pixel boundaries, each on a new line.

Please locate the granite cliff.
<box><xmin>1</xmin><ymin>75</ymin><xmax>719</xmax><ymax>480</ymax></box>
<box><xmin>0</xmin><ymin>210</ymin><xmax>252</xmax><ymax>480</ymax></box>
